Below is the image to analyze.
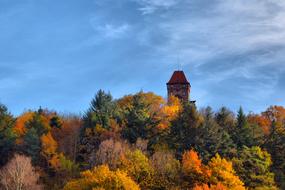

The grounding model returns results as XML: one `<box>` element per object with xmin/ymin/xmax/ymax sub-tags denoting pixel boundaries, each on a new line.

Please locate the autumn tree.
<box><xmin>262</xmin><ymin>106</ymin><xmax>285</xmax><ymax>189</ymax></box>
<box><xmin>41</xmin><ymin>132</ymin><xmax>60</xmax><ymax>169</ymax></box>
<box><xmin>91</xmin><ymin>138</ymin><xmax>129</xmax><ymax>170</ymax></box>
<box><xmin>232</xmin><ymin>146</ymin><xmax>277</xmax><ymax>190</ymax></box>
<box><xmin>13</xmin><ymin>111</ymin><xmax>34</xmax><ymax>141</ymax></box>
<box><xmin>182</xmin><ymin>149</ymin><xmax>211</xmax><ymax>188</ymax></box>
<box><xmin>0</xmin><ymin>154</ymin><xmax>42</xmax><ymax>190</ymax></box>
<box><xmin>208</xmin><ymin>154</ymin><xmax>245</xmax><ymax>190</ymax></box>
<box><xmin>151</xmin><ymin>150</ymin><xmax>181</xmax><ymax>189</ymax></box>
<box><xmin>119</xmin><ymin>149</ymin><xmax>154</xmax><ymax>189</ymax></box>
<box><xmin>63</xmin><ymin>165</ymin><xmax>140</xmax><ymax>190</ymax></box>
<box><xmin>51</xmin><ymin>115</ymin><xmax>81</xmax><ymax>161</ymax></box>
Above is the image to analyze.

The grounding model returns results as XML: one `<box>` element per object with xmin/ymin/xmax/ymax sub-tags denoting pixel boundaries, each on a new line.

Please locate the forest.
<box><xmin>0</xmin><ymin>90</ymin><xmax>285</xmax><ymax>190</ymax></box>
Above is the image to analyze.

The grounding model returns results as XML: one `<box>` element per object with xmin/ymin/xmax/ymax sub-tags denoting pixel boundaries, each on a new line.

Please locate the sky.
<box><xmin>0</xmin><ymin>0</ymin><xmax>285</xmax><ymax>115</ymax></box>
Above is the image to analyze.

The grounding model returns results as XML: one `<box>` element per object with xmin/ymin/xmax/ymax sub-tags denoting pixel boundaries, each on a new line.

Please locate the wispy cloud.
<box><xmin>134</xmin><ymin>0</ymin><xmax>179</xmax><ymax>14</ymax></box>
<box><xmin>95</xmin><ymin>23</ymin><xmax>131</xmax><ymax>39</ymax></box>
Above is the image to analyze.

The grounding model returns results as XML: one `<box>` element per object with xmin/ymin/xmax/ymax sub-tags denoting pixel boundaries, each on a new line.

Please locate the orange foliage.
<box><xmin>41</xmin><ymin>132</ymin><xmax>60</xmax><ymax>169</ymax></box>
<box><xmin>248</xmin><ymin>114</ymin><xmax>271</xmax><ymax>135</ymax></box>
<box><xmin>262</xmin><ymin>106</ymin><xmax>285</xmax><ymax>132</ymax></box>
<box><xmin>182</xmin><ymin>150</ymin><xmax>211</xmax><ymax>177</ymax></box>
<box><xmin>13</xmin><ymin>111</ymin><xmax>34</xmax><ymax>137</ymax></box>
<box><xmin>248</xmin><ymin>106</ymin><xmax>285</xmax><ymax>135</ymax></box>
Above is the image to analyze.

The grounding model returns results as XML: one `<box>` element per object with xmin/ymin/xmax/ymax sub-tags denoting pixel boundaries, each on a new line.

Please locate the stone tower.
<box><xmin>167</xmin><ymin>70</ymin><xmax>191</xmax><ymax>102</ymax></box>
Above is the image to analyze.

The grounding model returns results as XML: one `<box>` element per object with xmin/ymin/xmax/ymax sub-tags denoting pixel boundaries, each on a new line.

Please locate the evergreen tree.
<box><xmin>168</xmin><ymin>102</ymin><xmax>203</xmax><ymax>157</ymax></box>
<box><xmin>194</xmin><ymin>107</ymin><xmax>236</xmax><ymax>162</ymax></box>
<box><xmin>22</xmin><ymin>111</ymin><xmax>49</xmax><ymax>165</ymax></box>
<box><xmin>121</xmin><ymin>93</ymin><xmax>158</xmax><ymax>143</ymax></box>
<box><xmin>23</xmin><ymin>127</ymin><xmax>42</xmax><ymax>164</ymax></box>
<box><xmin>215</xmin><ymin>107</ymin><xmax>235</xmax><ymax>133</ymax></box>
<box><xmin>0</xmin><ymin>104</ymin><xmax>16</xmax><ymax>166</ymax></box>
<box><xmin>78</xmin><ymin>90</ymin><xmax>116</xmax><ymax>164</ymax></box>
<box><xmin>232</xmin><ymin>146</ymin><xmax>278</xmax><ymax>190</ymax></box>
<box><xmin>233</xmin><ymin>107</ymin><xmax>257</xmax><ymax>148</ymax></box>
<box><xmin>83</xmin><ymin>89</ymin><xmax>115</xmax><ymax>130</ymax></box>
<box><xmin>264</xmin><ymin>121</ymin><xmax>285</xmax><ymax>189</ymax></box>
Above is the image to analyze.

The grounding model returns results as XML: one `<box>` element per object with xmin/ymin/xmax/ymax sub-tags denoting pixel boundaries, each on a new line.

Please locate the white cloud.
<box><xmin>134</xmin><ymin>0</ymin><xmax>179</xmax><ymax>14</ymax></box>
<box><xmin>96</xmin><ymin>23</ymin><xmax>130</xmax><ymax>39</ymax></box>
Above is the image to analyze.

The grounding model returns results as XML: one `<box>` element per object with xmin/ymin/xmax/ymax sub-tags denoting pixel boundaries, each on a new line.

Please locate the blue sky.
<box><xmin>0</xmin><ymin>0</ymin><xmax>285</xmax><ymax>115</ymax></box>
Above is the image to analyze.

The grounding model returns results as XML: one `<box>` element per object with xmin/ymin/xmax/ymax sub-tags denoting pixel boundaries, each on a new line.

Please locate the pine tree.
<box><xmin>0</xmin><ymin>104</ymin><xmax>16</xmax><ymax>166</ymax></box>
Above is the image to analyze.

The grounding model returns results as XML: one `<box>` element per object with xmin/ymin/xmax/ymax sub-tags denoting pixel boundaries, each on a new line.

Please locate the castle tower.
<box><xmin>167</xmin><ymin>70</ymin><xmax>191</xmax><ymax>102</ymax></box>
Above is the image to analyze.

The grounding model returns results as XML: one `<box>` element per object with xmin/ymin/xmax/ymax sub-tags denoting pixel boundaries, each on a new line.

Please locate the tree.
<box><xmin>13</xmin><ymin>111</ymin><xmax>34</xmax><ymax>139</ymax></box>
<box><xmin>23</xmin><ymin>127</ymin><xmax>42</xmax><ymax>165</ymax></box>
<box><xmin>232</xmin><ymin>146</ymin><xmax>277</xmax><ymax>190</ymax></box>
<box><xmin>91</xmin><ymin>139</ymin><xmax>129</xmax><ymax>170</ymax></box>
<box><xmin>182</xmin><ymin>149</ymin><xmax>211</xmax><ymax>188</ymax></box>
<box><xmin>151</xmin><ymin>150</ymin><xmax>181</xmax><ymax>189</ymax></box>
<box><xmin>78</xmin><ymin>90</ymin><xmax>117</xmax><ymax>164</ymax></box>
<box><xmin>41</xmin><ymin>132</ymin><xmax>60</xmax><ymax>169</ymax></box>
<box><xmin>168</xmin><ymin>102</ymin><xmax>203</xmax><ymax>157</ymax></box>
<box><xmin>195</xmin><ymin>107</ymin><xmax>236</xmax><ymax>161</ymax></box>
<box><xmin>119</xmin><ymin>149</ymin><xmax>154</xmax><ymax>189</ymax></box>
<box><xmin>0</xmin><ymin>104</ymin><xmax>16</xmax><ymax>166</ymax></box>
<box><xmin>51</xmin><ymin>115</ymin><xmax>82</xmax><ymax>162</ymax></box>
<box><xmin>0</xmin><ymin>154</ymin><xmax>42</xmax><ymax>190</ymax></box>
<box><xmin>208</xmin><ymin>154</ymin><xmax>245</xmax><ymax>190</ymax></box>
<box><xmin>63</xmin><ymin>165</ymin><xmax>140</xmax><ymax>190</ymax></box>
<box><xmin>83</xmin><ymin>90</ymin><xmax>115</xmax><ymax>130</ymax></box>
<box><xmin>22</xmin><ymin>111</ymin><xmax>51</xmax><ymax>166</ymax></box>
<box><xmin>232</xmin><ymin>107</ymin><xmax>260</xmax><ymax>148</ymax></box>
<box><xmin>193</xmin><ymin>183</ymin><xmax>227</xmax><ymax>190</ymax></box>
<box><xmin>120</xmin><ymin>92</ymin><xmax>164</xmax><ymax>144</ymax></box>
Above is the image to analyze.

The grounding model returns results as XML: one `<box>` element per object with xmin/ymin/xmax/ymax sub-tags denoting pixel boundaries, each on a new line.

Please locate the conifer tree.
<box><xmin>0</xmin><ymin>104</ymin><xmax>16</xmax><ymax>166</ymax></box>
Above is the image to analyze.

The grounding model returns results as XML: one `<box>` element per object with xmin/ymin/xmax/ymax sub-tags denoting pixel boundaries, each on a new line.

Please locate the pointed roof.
<box><xmin>167</xmin><ymin>71</ymin><xmax>190</xmax><ymax>85</ymax></box>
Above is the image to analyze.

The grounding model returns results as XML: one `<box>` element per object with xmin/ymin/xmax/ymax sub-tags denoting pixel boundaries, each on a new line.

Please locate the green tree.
<box><xmin>22</xmin><ymin>111</ymin><xmax>49</xmax><ymax>165</ymax></box>
<box><xmin>233</xmin><ymin>107</ymin><xmax>262</xmax><ymax>148</ymax></box>
<box><xmin>215</xmin><ymin>107</ymin><xmax>235</xmax><ymax>133</ymax></box>
<box><xmin>83</xmin><ymin>90</ymin><xmax>115</xmax><ymax>130</ymax></box>
<box><xmin>78</xmin><ymin>90</ymin><xmax>116</xmax><ymax>164</ymax></box>
<box><xmin>120</xmin><ymin>92</ymin><xmax>162</xmax><ymax>144</ymax></box>
<box><xmin>232</xmin><ymin>146</ymin><xmax>277</xmax><ymax>190</ymax></box>
<box><xmin>0</xmin><ymin>104</ymin><xmax>16</xmax><ymax>166</ymax></box>
<box><xmin>168</xmin><ymin>102</ymin><xmax>203</xmax><ymax>157</ymax></box>
<box><xmin>194</xmin><ymin>107</ymin><xmax>236</xmax><ymax>162</ymax></box>
<box><xmin>23</xmin><ymin>127</ymin><xmax>42</xmax><ymax>165</ymax></box>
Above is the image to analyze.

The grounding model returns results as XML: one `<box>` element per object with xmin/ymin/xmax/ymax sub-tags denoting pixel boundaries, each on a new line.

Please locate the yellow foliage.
<box><xmin>193</xmin><ymin>183</ymin><xmax>227</xmax><ymax>190</ymax></box>
<box><xmin>158</xmin><ymin>96</ymin><xmax>182</xmax><ymax>130</ymax></box>
<box><xmin>208</xmin><ymin>154</ymin><xmax>245</xmax><ymax>190</ymax></box>
<box><xmin>63</xmin><ymin>165</ymin><xmax>140</xmax><ymax>190</ymax></box>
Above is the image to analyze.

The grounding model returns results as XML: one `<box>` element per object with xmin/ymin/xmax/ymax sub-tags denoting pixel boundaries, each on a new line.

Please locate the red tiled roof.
<box><xmin>167</xmin><ymin>71</ymin><xmax>190</xmax><ymax>85</ymax></box>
